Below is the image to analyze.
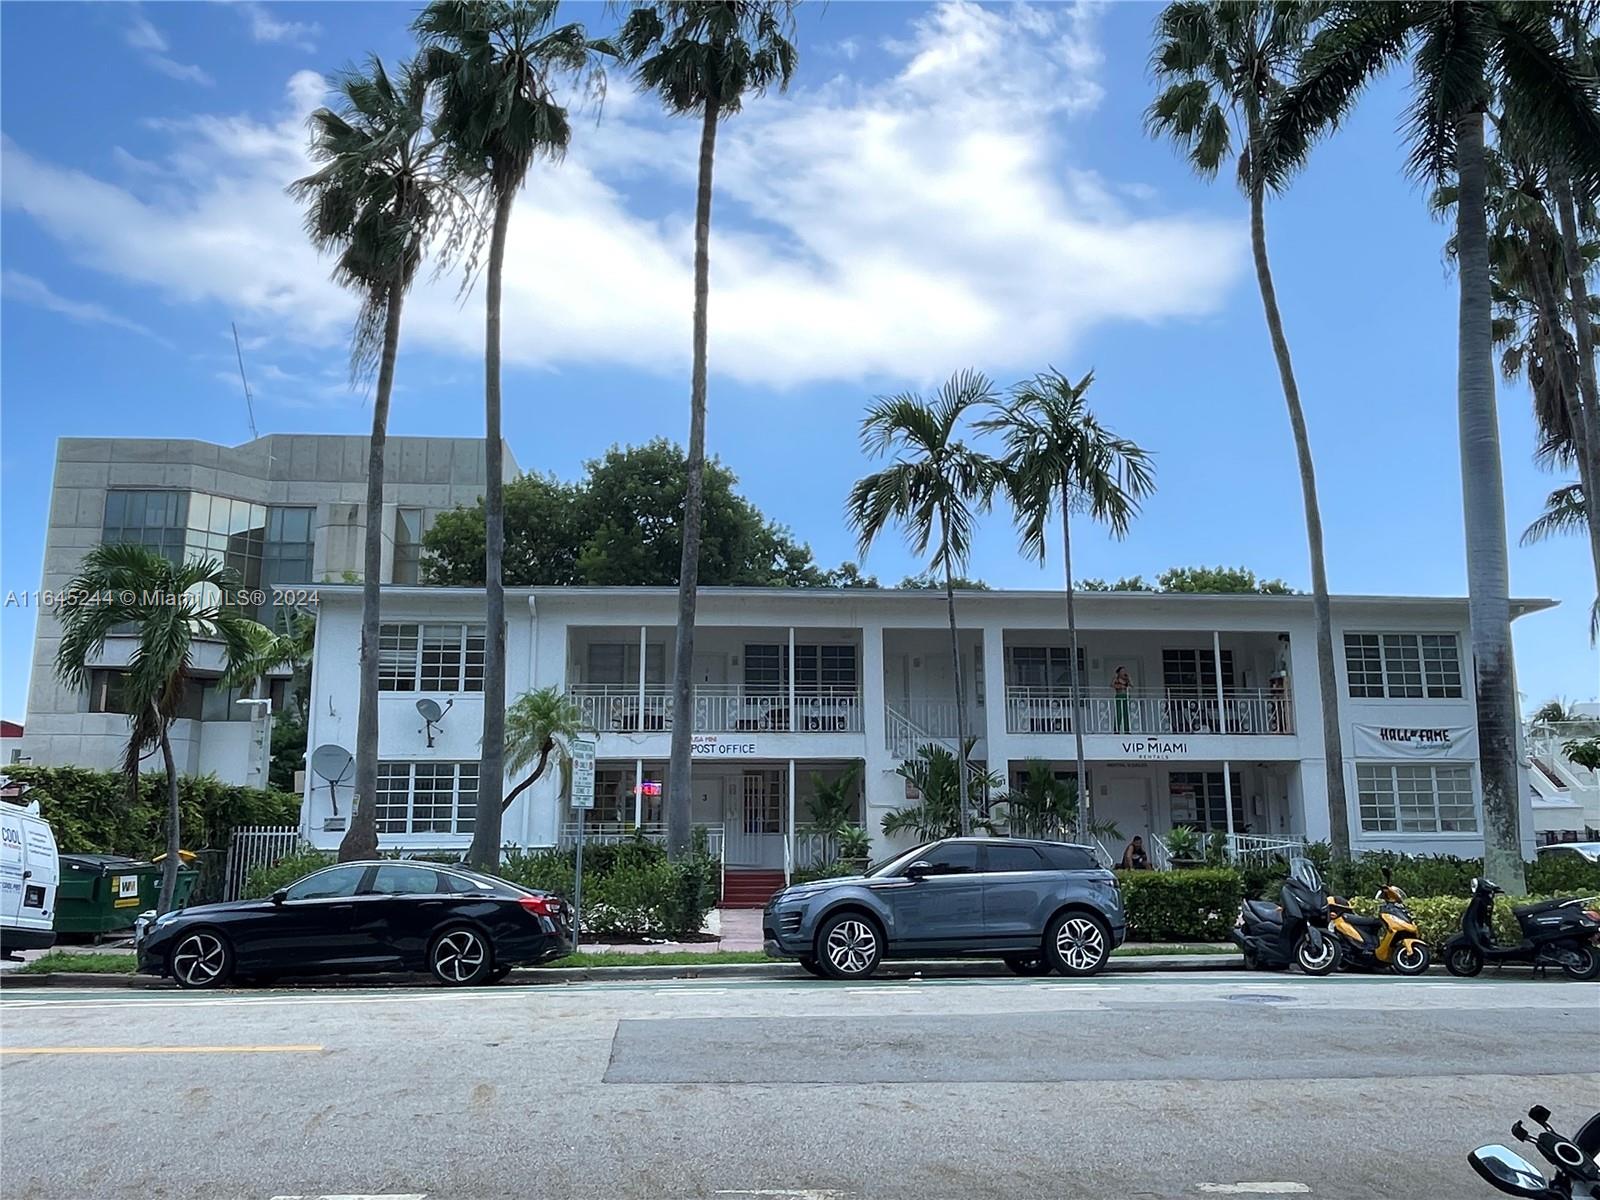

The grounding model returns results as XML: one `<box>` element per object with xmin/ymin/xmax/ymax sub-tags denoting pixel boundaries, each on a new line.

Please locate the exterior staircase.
<box><xmin>721</xmin><ymin>868</ymin><xmax>787</xmax><ymax>909</ymax></box>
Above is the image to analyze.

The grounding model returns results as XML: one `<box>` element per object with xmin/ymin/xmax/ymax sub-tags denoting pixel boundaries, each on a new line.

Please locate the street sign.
<box><xmin>570</xmin><ymin>737</ymin><xmax>596</xmax><ymax>810</ymax></box>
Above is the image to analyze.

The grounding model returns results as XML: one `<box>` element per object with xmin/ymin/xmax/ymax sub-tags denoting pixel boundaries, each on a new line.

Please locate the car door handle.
<box><xmin>329</xmin><ymin>903</ymin><xmax>355</xmax><ymax>913</ymax></box>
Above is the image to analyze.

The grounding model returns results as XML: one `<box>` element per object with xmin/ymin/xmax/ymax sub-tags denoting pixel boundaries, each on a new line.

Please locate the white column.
<box><xmin>787</xmin><ymin>757</ymin><xmax>797</xmax><ymax>886</ymax></box>
<box><xmin>637</xmin><ymin>624</ymin><xmax>647</xmax><ymax>730</ymax></box>
<box><xmin>788</xmin><ymin>626</ymin><xmax>797</xmax><ymax>732</ymax></box>
<box><xmin>981</xmin><ymin>627</ymin><xmax>1008</xmax><ymax>781</ymax></box>
<box><xmin>634</xmin><ymin>758</ymin><xmax>644</xmax><ymax>827</ymax></box>
<box><xmin>1222</xmin><ymin>758</ymin><xmax>1236</xmax><ymax>844</ymax></box>
<box><xmin>1211</xmin><ymin>629</ymin><xmax>1228</xmax><ymax>735</ymax></box>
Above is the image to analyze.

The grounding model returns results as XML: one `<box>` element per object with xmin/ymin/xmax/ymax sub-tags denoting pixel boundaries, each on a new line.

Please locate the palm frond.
<box><xmin>1520</xmin><ymin>481</ymin><xmax>1587</xmax><ymax>545</ymax></box>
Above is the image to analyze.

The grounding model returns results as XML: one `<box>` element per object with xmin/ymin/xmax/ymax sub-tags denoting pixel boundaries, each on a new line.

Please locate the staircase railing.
<box><xmin>1224</xmin><ymin>833</ymin><xmax>1306</xmax><ymax>865</ymax></box>
<box><xmin>1147</xmin><ymin>833</ymin><xmax>1173</xmax><ymax>871</ymax></box>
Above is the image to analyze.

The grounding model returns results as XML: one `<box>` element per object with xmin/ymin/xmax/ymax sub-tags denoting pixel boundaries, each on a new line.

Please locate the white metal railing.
<box><xmin>568</xmin><ymin>684</ymin><xmax>862</xmax><ymax>735</ymax></box>
<box><xmin>1004</xmin><ymin>686</ymin><xmax>1294</xmax><ymax>737</ymax></box>
<box><xmin>1091</xmin><ymin>836</ymin><xmax>1115</xmax><ymax>868</ymax></box>
<box><xmin>1147</xmin><ymin>833</ymin><xmax>1173</xmax><ymax>871</ymax></box>
<box><xmin>223</xmin><ymin>825</ymin><xmax>305</xmax><ymax>900</ymax></box>
<box><xmin>1225</xmin><ymin>833</ymin><xmax>1307</xmax><ymax>865</ymax></box>
<box><xmin>792</xmin><ymin>822</ymin><xmax>865</xmax><ymax>871</ymax></box>
<box><xmin>557</xmin><ymin>821</ymin><xmax>724</xmax><ymax>862</ymax></box>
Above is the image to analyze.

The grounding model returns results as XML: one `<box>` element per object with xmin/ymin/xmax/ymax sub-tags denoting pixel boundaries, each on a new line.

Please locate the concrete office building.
<box><xmin>16</xmin><ymin>434</ymin><xmax>517</xmax><ymax>786</ymax></box>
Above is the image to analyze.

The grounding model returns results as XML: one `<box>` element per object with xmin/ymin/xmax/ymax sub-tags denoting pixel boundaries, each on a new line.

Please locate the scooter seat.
<box><xmin>1244</xmin><ymin>899</ymin><xmax>1281</xmax><ymax>924</ymax></box>
<box><xmin>1342</xmin><ymin>914</ymin><xmax>1385</xmax><ymax>931</ymax></box>
<box><xmin>1513</xmin><ymin>897</ymin><xmax>1577</xmax><ymax>917</ymax></box>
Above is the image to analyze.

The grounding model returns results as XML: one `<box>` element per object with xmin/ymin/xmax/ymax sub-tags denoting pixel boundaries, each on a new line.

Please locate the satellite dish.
<box><xmin>309</xmin><ymin>744</ymin><xmax>354</xmax><ymax>816</ymax></box>
<box><xmin>416</xmin><ymin>697</ymin><xmax>452</xmax><ymax>747</ymax></box>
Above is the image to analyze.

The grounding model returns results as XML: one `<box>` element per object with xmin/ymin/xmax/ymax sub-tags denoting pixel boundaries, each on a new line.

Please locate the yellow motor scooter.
<box><xmin>1327</xmin><ymin>869</ymin><xmax>1432</xmax><ymax>975</ymax></box>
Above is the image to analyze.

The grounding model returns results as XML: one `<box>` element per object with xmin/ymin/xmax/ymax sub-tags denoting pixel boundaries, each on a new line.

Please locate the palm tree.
<box><xmin>53</xmin><ymin>545</ymin><xmax>281</xmax><ymax>914</ymax></box>
<box><xmin>1147</xmin><ymin>0</ymin><xmax>1359</xmax><ymax>861</ymax></box>
<box><xmin>619</xmin><ymin>1</ymin><xmax>797</xmax><ymax>858</ymax></box>
<box><xmin>978</xmin><ymin>369</ymin><xmax>1155</xmax><ymax>841</ymax></box>
<box><xmin>1264</xmin><ymin>0</ymin><xmax>1600</xmax><ymax>892</ymax></box>
<box><xmin>289</xmin><ymin>56</ymin><xmax>468</xmax><ymax>864</ymax></box>
<box><xmin>501</xmin><ymin>685</ymin><xmax>586</xmax><ymax>812</ymax></box>
<box><xmin>416</xmin><ymin>0</ymin><xmax>611</xmax><ymax>868</ymax></box>
<box><xmin>846</xmin><ymin>370</ymin><xmax>1002</xmax><ymax>834</ymax></box>
<box><xmin>1523</xmin><ymin>480</ymin><xmax>1587</xmax><ymax>545</ymax></box>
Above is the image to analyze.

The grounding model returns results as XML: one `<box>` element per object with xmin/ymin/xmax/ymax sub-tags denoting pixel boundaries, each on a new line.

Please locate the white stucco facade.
<box><xmin>299</xmin><ymin>584</ymin><xmax>1550</xmax><ymax>867</ymax></box>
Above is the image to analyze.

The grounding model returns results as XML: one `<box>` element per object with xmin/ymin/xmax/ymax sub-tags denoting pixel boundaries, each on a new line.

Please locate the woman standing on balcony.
<box><xmin>1112</xmin><ymin>666</ymin><xmax>1132</xmax><ymax>734</ymax></box>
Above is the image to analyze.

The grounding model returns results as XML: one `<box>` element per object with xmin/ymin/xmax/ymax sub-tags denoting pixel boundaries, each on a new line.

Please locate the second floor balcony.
<box><xmin>569</xmin><ymin>683</ymin><xmax>865</xmax><ymax>735</ymax></box>
<box><xmin>1005</xmin><ymin>685</ymin><xmax>1295</xmax><ymax>737</ymax></box>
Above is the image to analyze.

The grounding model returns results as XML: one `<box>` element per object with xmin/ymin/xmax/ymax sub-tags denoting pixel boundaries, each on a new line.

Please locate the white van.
<box><xmin>1</xmin><ymin>800</ymin><xmax>59</xmax><ymax>956</ymax></box>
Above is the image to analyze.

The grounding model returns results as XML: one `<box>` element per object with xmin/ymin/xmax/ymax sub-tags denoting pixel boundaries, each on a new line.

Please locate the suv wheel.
<box><xmin>816</xmin><ymin>912</ymin><xmax>882</xmax><ymax>980</ymax></box>
<box><xmin>798</xmin><ymin>956</ymin><xmax>826</xmax><ymax>977</ymax></box>
<box><xmin>1045</xmin><ymin>912</ymin><xmax>1111</xmax><ymax>977</ymax></box>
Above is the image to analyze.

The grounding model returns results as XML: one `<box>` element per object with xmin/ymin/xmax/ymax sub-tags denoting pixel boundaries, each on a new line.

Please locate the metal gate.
<box><xmin>223</xmin><ymin>826</ymin><xmax>304</xmax><ymax>900</ymax></box>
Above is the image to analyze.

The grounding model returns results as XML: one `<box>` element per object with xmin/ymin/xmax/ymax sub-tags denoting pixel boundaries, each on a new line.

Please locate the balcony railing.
<box><xmin>557</xmin><ymin>821</ymin><xmax>725</xmax><ymax>863</ymax></box>
<box><xmin>1004</xmin><ymin>686</ymin><xmax>1294</xmax><ymax>737</ymax></box>
<box><xmin>567</xmin><ymin>684</ymin><xmax>863</xmax><ymax>735</ymax></box>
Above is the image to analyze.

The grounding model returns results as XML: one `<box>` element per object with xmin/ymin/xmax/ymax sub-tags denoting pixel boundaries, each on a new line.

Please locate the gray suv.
<box><xmin>763</xmin><ymin>837</ymin><xmax>1126</xmax><ymax>980</ymax></box>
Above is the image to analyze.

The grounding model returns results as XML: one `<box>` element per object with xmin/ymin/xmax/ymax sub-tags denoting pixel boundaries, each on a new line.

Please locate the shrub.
<box><xmin>1117</xmin><ymin>868</ymin><xmax>1242</xmax><ymax>941</ymax></box>
<box><xmin>793</xmin><ymin>861</ymin><xmax>857</xmax><ymax>884</ymax></box>
<box><xmin>494</xmin><ymin>837</ymin><xmax>715</xmax><ymax>939</ymax></box>
<box><xmin>1346</xmin><ymin>893</ymin><xmax>1597</xmax><ymax>948</ymax></box>
<box><xmin>1527</xmin><ymin>854</ymin><xmax>1600</xmax><ymax>895</ymax></box>
<box><xmin>243</xmin><ymin>850</ymin><xmax>333</xmax><ymax>899</ymax></box>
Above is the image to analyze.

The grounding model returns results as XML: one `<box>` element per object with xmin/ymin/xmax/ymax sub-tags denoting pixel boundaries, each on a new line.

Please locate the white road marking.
<box><xmin>1197</xmin><ymin>1184</ymin><xmax>1311</xmax><ymax>1195</ymax></box>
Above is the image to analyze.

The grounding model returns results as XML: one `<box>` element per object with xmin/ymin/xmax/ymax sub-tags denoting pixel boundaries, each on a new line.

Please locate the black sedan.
<box><xmin>135</xmin><ymin>860</ymin><xmax>570</xmax><ymax>988</ymax></box>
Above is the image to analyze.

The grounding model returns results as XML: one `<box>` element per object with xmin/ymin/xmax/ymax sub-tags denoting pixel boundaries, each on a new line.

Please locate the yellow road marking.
<box><xmin>1</xmin><ymin>1044</ymin><xmax>322</xmax><ymax>1056</ymax></box>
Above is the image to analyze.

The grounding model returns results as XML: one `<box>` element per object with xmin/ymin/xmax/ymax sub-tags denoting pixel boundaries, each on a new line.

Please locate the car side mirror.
<box><xmin>904</xmin><ymin>861</ymin><xmax>934</xmax><ymax>881</ymax></box>
<box><xmin>270</xmin><ymin>888</ymin><xmax>288</xmax><ymax>906</ymax></box>
<box><xmin>1468</xmin><ymin>1146</ymin><xmax>1555</xmax><ymax>1198</ymax></box>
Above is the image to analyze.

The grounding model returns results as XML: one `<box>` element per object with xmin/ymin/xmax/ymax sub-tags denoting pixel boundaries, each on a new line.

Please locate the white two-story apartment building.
<box><xmin>299</xmin><ymin>585</ymin><xmax>1549</xmax><ymax>892</ymax></box>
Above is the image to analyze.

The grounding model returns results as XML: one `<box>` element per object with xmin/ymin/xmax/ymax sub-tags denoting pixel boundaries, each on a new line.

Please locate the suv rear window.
<box><xmin>984</xmin><ymin>844</ymin><xmax>1045</xmax><ymax>872</ymax></box>
<box><xmin>1040</xmin><ymin>844</ymin><xmax>1097</xmax><ymax>871</ymax></box>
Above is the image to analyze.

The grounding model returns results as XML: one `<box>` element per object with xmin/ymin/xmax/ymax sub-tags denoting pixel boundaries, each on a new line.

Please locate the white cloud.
<box><xmin>4</xmin><ymin>2</ymin><xmax>1241</xmax><ymax>391</ymax></box>
<box><xmin>123</xmin><ymin>9</ymin><xmax>213</xmax><ymax>86</ymax></box>
<box><xmin>237</xmin><ymin>2</ymin><xmax>320</xmax><ymax>52</ymax></box>
<box><xmin>2</xmin><ymin>271</ymin><xmax>171</xmax><ymax>346</ymax></box>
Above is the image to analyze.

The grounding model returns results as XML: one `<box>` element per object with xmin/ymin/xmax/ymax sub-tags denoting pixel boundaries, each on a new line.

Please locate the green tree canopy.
<box><xmin>422</xmin><ymin>439</ymin><xmax>825</xmax><ymax>587</ymax></box>
<box><xmin>1077</xmin><ymin>566</ymin><xmax>1295</xmax><ymax>594</ymax></box>
<box><xmin>898</xmin><ymin>572</ymin><xmax>990</xmax><ymax>590</ymax></box>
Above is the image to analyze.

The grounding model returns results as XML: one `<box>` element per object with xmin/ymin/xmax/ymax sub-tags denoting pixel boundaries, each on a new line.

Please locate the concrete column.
<box><xmin>634</xmin><ymin>758</ymin><xmax>644</xmax><ymax>827</ymax></box>
<box><xmin>981</xmin><ymin>625</ymin><xmax>1008</xmax><ymax>783</ymax></box>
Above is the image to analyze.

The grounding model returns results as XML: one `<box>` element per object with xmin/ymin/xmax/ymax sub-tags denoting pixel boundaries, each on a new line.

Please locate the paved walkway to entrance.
<box><xmin>578</xmin><ymin>907</ymin><xmax>765</xmax><ymax>956</ymax></box>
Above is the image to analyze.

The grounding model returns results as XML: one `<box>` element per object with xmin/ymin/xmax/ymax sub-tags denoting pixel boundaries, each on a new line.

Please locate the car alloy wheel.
<box><xmin>818</xmin><ymin>914</ymin><xmax>880</xmax><ymax>980</ymax></box>
<box><xmin>1048</xmin><ymin>913</ymin><xmax>1111</xmax><ymax>977</ymax></box>
<box><xmin>431</xmin><ymin>927</ymin><xmax>490</xmax><ymax>986</ymax></box>
<box><xmin>170</xmin><ymin>931</ymin><xmax>231</xmax><ymax>989</ymax></box>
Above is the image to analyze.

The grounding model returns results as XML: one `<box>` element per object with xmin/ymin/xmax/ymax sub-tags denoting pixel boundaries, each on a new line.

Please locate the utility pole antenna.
<box><xmin>232</xmin><ymin>321</ymin><xmax>259</xmax><ymax>440</ymax></box>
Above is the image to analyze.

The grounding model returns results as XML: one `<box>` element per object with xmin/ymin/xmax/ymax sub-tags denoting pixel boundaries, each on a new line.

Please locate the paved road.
<box><xmin>1</xmin><ymin>970</ymin><xmax>1595</xmax><ymax>1199</ymax></box>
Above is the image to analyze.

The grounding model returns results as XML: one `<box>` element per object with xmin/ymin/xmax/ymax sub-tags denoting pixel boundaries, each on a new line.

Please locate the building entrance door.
<box><xmin>724</xmin><ymin>769</ymin><xmax>786</xmax><ymax>869</ymax></box>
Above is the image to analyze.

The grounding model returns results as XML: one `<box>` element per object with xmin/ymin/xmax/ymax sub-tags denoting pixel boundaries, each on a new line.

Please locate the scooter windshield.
<box><xmin>1289</xmin><ymin>857</ymin><xmax>1324</xmax><ymax>893</ymax></box>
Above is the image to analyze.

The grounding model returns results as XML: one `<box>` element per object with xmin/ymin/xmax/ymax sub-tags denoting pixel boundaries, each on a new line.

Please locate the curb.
<box><xmin>0</xmin><ymin>953</ymin><xmax>1241</xmax><ymax>990</ymax></box>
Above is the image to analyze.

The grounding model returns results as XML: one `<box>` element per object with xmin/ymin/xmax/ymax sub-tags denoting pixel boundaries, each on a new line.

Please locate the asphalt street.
<box><xmin>1</xmin><ymin>969</ymin><xmax>1596</xmax><ymax>1200</ymax></box>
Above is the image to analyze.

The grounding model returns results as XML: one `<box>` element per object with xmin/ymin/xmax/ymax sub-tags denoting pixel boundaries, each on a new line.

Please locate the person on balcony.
<box><xmin>1112</xmin><ymin>666</ymin><xmax>1132</xmax><ymax>733</ymax></box>
<box><xmin>1119</xmin><ymin>835</ymin><xmax>1151</xmax><ymax>870</ymax></box>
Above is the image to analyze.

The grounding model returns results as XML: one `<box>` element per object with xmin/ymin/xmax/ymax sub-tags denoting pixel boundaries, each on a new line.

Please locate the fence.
<box><xmin>222</xmin><ymin>825</ymin><xmax>304</xmax><ymax>900</ymax></box>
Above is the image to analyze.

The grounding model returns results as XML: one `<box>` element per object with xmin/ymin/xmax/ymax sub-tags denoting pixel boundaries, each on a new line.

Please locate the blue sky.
<box><xmin>2</xmin><ymin>1</ymin><xmax>1595</xmax><ymax>721</ymax></box>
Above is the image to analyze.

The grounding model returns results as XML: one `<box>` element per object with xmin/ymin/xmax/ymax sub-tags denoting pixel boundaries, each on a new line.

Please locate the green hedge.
<box><xmin>497</xmin><ymin>836</ymin><xmax>719</xmax><ymax>939</ymax></box>
<box><xmin>1238</xmin><ymin>850</ymin><xmax>1600</xmax><ymax>904</ymax></box>
<box><xmin>243</xmin><ymin>851</ymin><xmax>335</xmax><ymax>899</ymax></box>
<box><xmin>4</xmin><ymin>765</ymin><xmax>301</xmax><ymax>902</ymax></box>
<box><xmin>1116</xmin><ymin>868</ymin><xmax>1242</xmax><ymax>941</ymax></box>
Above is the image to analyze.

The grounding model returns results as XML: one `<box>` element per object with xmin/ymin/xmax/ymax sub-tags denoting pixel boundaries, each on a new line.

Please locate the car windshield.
<box><xmin>866</xmin><ymin>842</ymin><xmax>936</xmax><ymax>878</ymax></box>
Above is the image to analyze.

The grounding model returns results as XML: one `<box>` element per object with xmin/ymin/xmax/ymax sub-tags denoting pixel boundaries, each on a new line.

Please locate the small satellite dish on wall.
<box><xmin>416</xmin><ymin>697</ymin><xmax>453</xmax><ymax>747</ymax></box>
<box><xmin>310</xmin><ymin>744</ymin><xmax>354</xmax><ymax>816</ymax></box>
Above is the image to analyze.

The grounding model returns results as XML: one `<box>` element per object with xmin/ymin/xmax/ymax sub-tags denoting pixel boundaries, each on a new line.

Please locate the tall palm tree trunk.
<box><xmin>939</xmin><ymin>513</ymin><xmax>973</xmax><ymax>837</ymax></box>
<box><xmin>1059</xmin><ymin>481</ymin><xmax>1088</xmax><ymax>841</ymax></box>
<box><xmin>470</xmin><ymin>187</ymin><xmax>515</xmax><ymax>869</ymax></box>
<box><xmin>1455</xmin><ymin>110</ymin><xmax>1525</xmax><ymax>893</ymax></box>
<box><xmin>1550</xmin><ymin>170</ymin><xmax>1600</xmax><ymax>609</ymax></box>
<box><xmin>666</xmin><ymin>94</ymin><xmax>720</xmax><ymax>860</ymax></box>
<box><xmin>345</xmin><ymin>281</ymin><xmax>405</xmax><ymax>863</ymax></box>
<box><xmin>157</xmin><ymin>718</ymin><xmax>180</xmax><ymax>916</ymax></box>
<box><xmin>1247</xmin><ymin>115</ymin><xmax>1351</xmax><ymax>862</ymax></box>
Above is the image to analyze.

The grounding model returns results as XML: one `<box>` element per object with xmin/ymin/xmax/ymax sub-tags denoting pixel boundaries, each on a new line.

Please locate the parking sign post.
<box><xmin>569</xmin><ymin>737</ymin><xmax>596</xmax><ymax>953</ymax></box>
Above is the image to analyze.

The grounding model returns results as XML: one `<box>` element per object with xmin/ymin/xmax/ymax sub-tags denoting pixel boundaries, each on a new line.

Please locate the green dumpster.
<box><xmin>54</xmin><ymin>855</ymin><xmax>199</xmax><ymax>938</ymax></box>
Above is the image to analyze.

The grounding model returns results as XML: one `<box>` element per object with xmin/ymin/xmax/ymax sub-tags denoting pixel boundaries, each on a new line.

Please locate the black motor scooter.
<box><xmin>1231</xmin><ymin>856</ymin><xmax>1340</xmax><ymax>975</ymax></box>
<box><xmin>1469</xmin><ymin>1104</ymin><xmax>1600</xmax><ymax>1199</ymax></box>
<box><xmin>1442</xmin><ymin>877</ymin><xmax>1600</xmax><ymax>980</ymax></box>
